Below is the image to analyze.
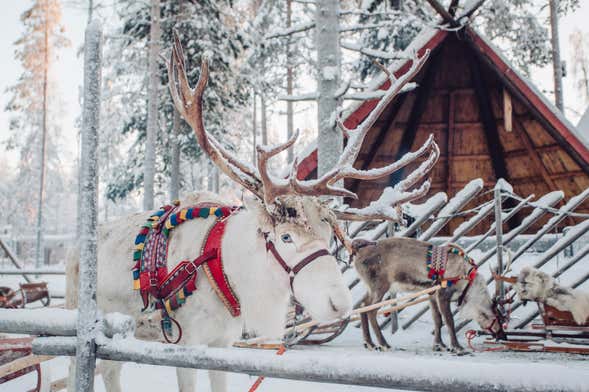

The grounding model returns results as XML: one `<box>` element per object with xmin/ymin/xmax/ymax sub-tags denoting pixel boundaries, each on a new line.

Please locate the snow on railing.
<box><xmin>0</xmin><ymin>311</ymin><xmax>583</xmax><ymax>391</ymax></box>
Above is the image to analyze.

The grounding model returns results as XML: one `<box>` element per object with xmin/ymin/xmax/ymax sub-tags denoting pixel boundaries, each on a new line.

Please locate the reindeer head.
<box><xmin>167</xmin><ymin>32</ymin><xmax>439</xmax><ymax>321</ymax></box>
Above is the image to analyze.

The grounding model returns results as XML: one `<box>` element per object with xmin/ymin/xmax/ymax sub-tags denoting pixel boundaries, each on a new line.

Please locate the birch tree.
<box><xmin>144</xmin><ymin>0</ymin><xmax>161</xmax><ymax>210</ymax></box>
<box><xmin>549</xmin><ymin>0</ymin><xmax>564</xmax><ymax>111</ymax></box>
<box><xmin>315</xmin><ymin>0</ymin><xmax>342</xmax><ymax>177</ymax></box>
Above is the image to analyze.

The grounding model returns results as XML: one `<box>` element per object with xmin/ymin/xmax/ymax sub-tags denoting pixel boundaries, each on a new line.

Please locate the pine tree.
<box><xmin>4</xmin><ymin>0</ymin><xmax>69</xmax><ymax>266</ymax></box>
<box><xmin>104</xmin><ymin>0</ymin><xmax>249</xmax><ymax>203</ymax></box>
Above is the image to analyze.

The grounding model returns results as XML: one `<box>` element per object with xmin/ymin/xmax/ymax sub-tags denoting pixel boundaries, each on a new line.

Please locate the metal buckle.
<box><xmin>185</xmin><ymin>262</ymin><xmax>197</xmax><ymax>275</ymax></box>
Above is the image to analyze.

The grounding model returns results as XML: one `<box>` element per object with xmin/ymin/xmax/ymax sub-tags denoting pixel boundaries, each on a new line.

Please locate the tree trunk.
<box><xmin>87</xmin><ymin>0</ymin><xmax>93</xmax><ymax>22</ymax></box>
<box><xmin>252</xmin><ymin>90</ymin><xmax>257</xmax><ymax>165</ymax></box>
<box><xmin>207</xmin><ymin>161</ymin><xmax>213</xmax><ymax>192</ymax></box>
<box><xmin>169</xmin><ymin>109</ymin><xmax>181</xmax><ymax>201</ymax></box>
<box><xmin>286</xmin><ymin>0</ymin><xmax>294</xmax><ymax>163</ymax></box>
<box><xmin>213</xmin><ymin>167</ymin><xmax>219</xmax><ymax>193</ymax></box>
<box><xmin>143</xmin><ymin>0</ymin><xmax>161</xmax><ymax>210</ymax></box>
<box><xmin>261</xmin><ymin>94</ymin><xmax>268</xmax><ymax>145</ymax></box>
<box><xmin>35</xmin><ymin>5</ymin><xmax>50</xmax><ymax>269</ymax></box>
<box><xmin>549</xmin><ymin>0</ymin><xmax>564</xmax><ymax>111</ymax></box>
<box><xmin>315</xmin><ymin>0</ymin><xmax>342</xmax><ymax>178</ymax></box>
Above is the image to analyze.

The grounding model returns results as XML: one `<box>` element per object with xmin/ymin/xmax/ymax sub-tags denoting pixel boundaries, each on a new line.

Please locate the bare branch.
<box><xmin>265</xmin><ymin>22</ymin><xmax>315</xmax><ymax>39</ymax></box>
<box><xmin>277</xmin><ymin>92</ymin><xmax>319</xmax><ymax>101</ymax></box>
<box><xmin>341</xmin><ymin>41</ymin><xmax>411</xmax><ymax>60</ymax></box>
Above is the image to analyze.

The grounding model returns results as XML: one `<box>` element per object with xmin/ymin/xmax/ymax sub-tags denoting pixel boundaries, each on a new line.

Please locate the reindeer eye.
<box><xmin>281</xmin><ymin>233</ymin><xmax>293</xmax><ymax>243</ymax></box>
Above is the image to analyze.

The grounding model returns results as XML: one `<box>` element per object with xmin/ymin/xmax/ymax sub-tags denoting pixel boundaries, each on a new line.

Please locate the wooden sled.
<box><xmin>0</xmin><ymin>282</ymin><xmax>50</xmax><ymax>309</ymax></box>
<box><xmin>481</xmin><ymin>303</ymin><xmax>589</xmax><ymax>355</ymax></box>
<box><xmin>0</xmin><ymin>336</ymin><xmax>53</xmax><ymax>392</ymax></box>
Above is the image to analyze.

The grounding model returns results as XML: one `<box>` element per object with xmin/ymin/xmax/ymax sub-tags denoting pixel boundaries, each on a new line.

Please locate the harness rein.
<box><xmin>264</xmin><ymin>234</ymin><xmax>330</xmax><ymax>292</ymax></box>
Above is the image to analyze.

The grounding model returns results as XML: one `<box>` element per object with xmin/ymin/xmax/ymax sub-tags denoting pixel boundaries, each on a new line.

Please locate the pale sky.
<box><xmin>1</xmin><ymin>0</ymin><xmax>588</xmax><ymax>174</ymax></box>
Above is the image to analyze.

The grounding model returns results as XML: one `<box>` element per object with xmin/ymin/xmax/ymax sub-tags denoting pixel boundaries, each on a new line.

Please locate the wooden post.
<box><xmin>503</xmin><ymin>89</ymin><xmax>512</xmax><ymax>133</ymax></box>
<box><xmin>494</xmin><ymin>184</ymin><xmax>504</xmax><ymax>300</ymax></box>
<box><xmin>75</xmin><ymin>19</ymin><xmax>102</xmax><ymax>392</ymax></box>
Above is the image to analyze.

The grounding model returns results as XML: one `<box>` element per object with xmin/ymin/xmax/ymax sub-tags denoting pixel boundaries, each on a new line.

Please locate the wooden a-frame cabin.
<box><xmin>295</xmin><ymin>23</ymin><xmax>589</xmax><ymax>233</ymax></box>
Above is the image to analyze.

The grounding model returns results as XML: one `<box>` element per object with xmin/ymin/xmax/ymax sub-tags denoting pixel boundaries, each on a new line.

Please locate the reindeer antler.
<box><xmin>253</xmin><ymin>49</ymin><xmax>436</xmax><ymax>210</ymax></box>
<box><xmin>167</xmin><ymin>31</ymin><xmax>438</xmax><ymax>222</ymax></box>
<box><xmin>334</xmin><ymin>135</ymin><xmax>440</xmax><ymax>221</ymax></box>
<box><xmin>167</xmin><ymin>31</ymin><xmax>264</xmax><ymax>198</ymax></box>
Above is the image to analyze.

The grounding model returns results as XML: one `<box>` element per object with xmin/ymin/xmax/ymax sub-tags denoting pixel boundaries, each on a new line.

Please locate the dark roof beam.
<box><xmin>349</xmin><ymin>92</ymin><xmax>409</xmax><ymax>195</ymax></box>
<box><xmin>389</xmin><ymin>53</ymin><xmax>439</xmax><ymax>187</ymax></box>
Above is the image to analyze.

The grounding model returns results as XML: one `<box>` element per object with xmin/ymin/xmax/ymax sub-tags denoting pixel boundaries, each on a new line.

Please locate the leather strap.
<box><xmin>202</xmin><ymin>219</ymin><xmax>241</xmax><ymax>317</ymax></box>
<box><xmin>265</xmin><ymin>238</ymin><xmax>330</xmax><ymax>291</ymax></box>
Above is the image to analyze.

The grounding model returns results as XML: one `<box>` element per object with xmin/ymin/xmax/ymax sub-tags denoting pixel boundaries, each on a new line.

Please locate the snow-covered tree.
<box><xmin>570</xmin><ymin>29</ymin><xmax>589</xmax><ymax>106</ymax></box>
<box><xmin>104</xmin><ymin>0</ymin><xmax>249</xmax><ymax>204</ymax></box>
<box><xmin>143</xmin><ymin>0</ymin><xmax>161</xmax><ymax>210</ymax></box>
<box><xmin>4</xmin><ymin>0</ymin><xmax>70</xmax><ymax>266</ymax></box>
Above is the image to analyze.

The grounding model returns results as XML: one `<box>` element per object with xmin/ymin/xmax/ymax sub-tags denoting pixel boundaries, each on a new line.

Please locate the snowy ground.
<box><xmin>2</xmin><ymin>248</ymin><xmax>589</xmax><ymax>391</ymax></box>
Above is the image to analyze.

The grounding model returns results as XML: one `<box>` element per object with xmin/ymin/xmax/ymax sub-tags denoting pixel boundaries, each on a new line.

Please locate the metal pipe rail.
<box><xmin>31</xmin><ymin>335</ymin><xmax>585</xmax><ymax>392</ymax></box>
<box><xmin>0</xmin><ymin>268</ymin><xmax>66</xmax><ymax>275</ymax></box>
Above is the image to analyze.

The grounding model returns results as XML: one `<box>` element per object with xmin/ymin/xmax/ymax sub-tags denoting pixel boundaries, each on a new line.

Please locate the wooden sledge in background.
<box><xmin>481</xmin><ymin>303</ymin><xmax>589</xmax><ymax>355</ymax></box>
<box><xmin>0</xmin><ymin>282</ymin><xmax>50</xmax><ymax>309</ymax></box>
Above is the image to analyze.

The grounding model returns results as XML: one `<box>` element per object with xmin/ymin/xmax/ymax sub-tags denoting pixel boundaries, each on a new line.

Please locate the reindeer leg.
<box><xmin>361</xmin><ymin>310</ymin><xmax>376</xmax><ymax>350</ymax></box>
<box><xmin>429</xmin><ymin>296</ymin><xmax>446</xmax><ymax>352</ymax></box>
<box><xmin>101</xmin><ymin>360</ymin><xmax>123</xmax><ymax>392</ymax></box>
<box><xmin>367</xmin><ymin>287</ymin><xmax>390</xmax><ymax>351</ymax></box>
<box><xmin>368</xmin><ymin>308</ymin><xmax>390</xmax><ymax>351</ymax></box>
<box><xmin>437</xmin><ymin>293</ymin><xmax>464</xmax><ymax>353</ymax></box>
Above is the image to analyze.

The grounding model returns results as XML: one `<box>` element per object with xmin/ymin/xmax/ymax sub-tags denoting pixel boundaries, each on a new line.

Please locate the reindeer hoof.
<box><xmin>449</xmin><ymin>346</ymin><xmax>466</xmax><ymax>355</ymax></box>
<box><xmin>375</xmin><ymin>345</ymin><xmax>391</xmax><ymax>352</ymax></box>
<box><xmin>432</xmin><ymin>343</ymin><xmax>447</xmax><ymax>352</ymax></box>
<box><xmin>364</xmin><ymin>342</ymin><xmax>375</xmax><ymax>351</ymax></box>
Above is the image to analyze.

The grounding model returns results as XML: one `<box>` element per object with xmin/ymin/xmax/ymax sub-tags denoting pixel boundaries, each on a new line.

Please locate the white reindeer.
<box><xmin>69</xmin><ymin>33</ymin><xmax>439</xmax><ymax>392</ymax></box>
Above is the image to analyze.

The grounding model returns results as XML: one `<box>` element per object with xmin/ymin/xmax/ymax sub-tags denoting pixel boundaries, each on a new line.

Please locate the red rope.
<box><xmin>247</xmin><ymin>345</ymin><xmax>286</xmax><ymax>392</ymax></box>
<box><xmin>465</xmin><ymin>330</ymin><xmax>506</xmax><ymax>352</ymax></box>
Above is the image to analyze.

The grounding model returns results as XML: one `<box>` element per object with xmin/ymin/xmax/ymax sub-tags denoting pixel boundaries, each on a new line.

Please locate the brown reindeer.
<box><xmin>352</xmin><ymin>237</ymin><xmax>506</xmax><ymax>353</ymax></box>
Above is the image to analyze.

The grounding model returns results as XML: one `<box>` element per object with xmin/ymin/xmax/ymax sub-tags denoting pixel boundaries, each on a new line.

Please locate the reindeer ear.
<box><xmin>243</xmin><ymin>195</ymin><xmax>273</xmax><ymax>232</ymax></box>
<box><xmin>351</xmin><ymin>238</ymin><xmax>377</xmax><ymax>252</ymax></box>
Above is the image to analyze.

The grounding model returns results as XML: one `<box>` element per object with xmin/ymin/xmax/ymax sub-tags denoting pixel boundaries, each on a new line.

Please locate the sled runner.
<box><xmin>469</xmin><ymin>300</ymin><xmax>589</xmax><ymax>354</ymax></box>
<box><xmin>0</xmin><ymin>337</ymin><xmax>48</xmax><ymax>392</ymax></box>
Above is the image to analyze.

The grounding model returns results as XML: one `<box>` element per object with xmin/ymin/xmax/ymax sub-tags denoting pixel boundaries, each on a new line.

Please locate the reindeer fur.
<box><xmin>66</xmin><ymin>192</ymin><xmax>352</xmax><ymax>392</ymax></box>
<box><xmin>515</xmin><ymin>266</ymin><xmax>589</xmax><ymax>325</ymax></box>
<box><xmin>352</xmin><ymin>237</ymin><xmax>504</xmax><ymax>352</ymax></box>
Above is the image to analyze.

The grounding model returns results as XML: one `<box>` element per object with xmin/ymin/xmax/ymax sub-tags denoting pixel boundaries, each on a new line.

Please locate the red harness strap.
<box><xmin>201</xmin><ymin>219</ymin><xmax>241</xmax><ymax>317</ymax></box>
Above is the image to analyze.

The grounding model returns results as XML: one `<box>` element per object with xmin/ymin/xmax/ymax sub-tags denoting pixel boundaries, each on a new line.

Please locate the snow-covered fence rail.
<box><xmin>0</xmin><ymin>268</ymin><xmax>66</xmax><ymax>275</ymax></box>
<box><xmin>340</xmin><ymin>178</ymin><xmax>589</xmax><ymax>333</ymax></box>
<box><xmin>0</xmin><ymin>310</ymin><xmax>583</xmax><ymax>392</ymax></box>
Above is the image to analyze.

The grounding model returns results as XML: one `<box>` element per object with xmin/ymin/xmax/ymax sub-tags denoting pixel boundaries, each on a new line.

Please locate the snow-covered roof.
<box><xmin>296</xmin><ymin>25</ymin><xmax>589</xmax><ymax>179</ymax></box>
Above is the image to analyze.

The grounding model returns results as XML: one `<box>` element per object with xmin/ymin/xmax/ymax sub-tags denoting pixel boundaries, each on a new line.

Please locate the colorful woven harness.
<box><xmin>426</xmin><ymin>244</ymin><xmax>478</xmax><ymax>305</ymax></box>
<box><xmin>132</xmin><ymin>202</ymin><xmax>241</xmax><ymax>342</ymax></box>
